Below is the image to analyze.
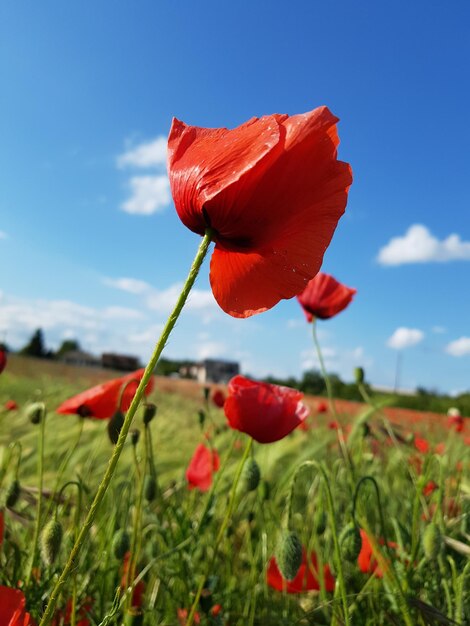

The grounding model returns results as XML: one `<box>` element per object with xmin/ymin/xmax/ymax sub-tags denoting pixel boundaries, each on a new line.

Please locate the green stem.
<box><xmin>312</xmin><ymin>321</ymin><xmax>355</xmax><ymax>478</ymax></box>
<box><xmin>39</xmin><ymin>231</ymin><xmax>213</xmax><ymax>626</ymax></box>
<box><xmin>186</xmin><ymin>437</ymin><xmax>253</xmax><ymax>626</ymax></box>
<box><xmin>25</xmin><ymin>409</ymin><xmax>46</xmax><ymax>588</ymax></box>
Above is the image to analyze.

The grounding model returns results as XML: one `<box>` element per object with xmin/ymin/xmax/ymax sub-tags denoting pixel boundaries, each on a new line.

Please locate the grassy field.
<box><xmin>1</xmin><ymin>356</ymin><xmax>469</xmax><ymax>625</ymax></box>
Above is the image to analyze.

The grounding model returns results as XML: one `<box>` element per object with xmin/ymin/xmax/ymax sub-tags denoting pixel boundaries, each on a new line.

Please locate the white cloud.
<box><xmin>377</xmin><ymin>224</ymin><xmax>470</xmax><ymax>265</ymax></box>
<box><xmin>196</xmin><ymin>341</ymin><xmax>227</xmax><ymax>360</ymax></box>
<box><xmin>0</xmin><ymin>231</ymin><xmax>7</xmax><ymax>240</ymax></box>
<box><xmin>117</xmin><ymin>136</ymin><xmax>167</xmax><ymax>169</ymax></box>
<box><xmin>103</xmin><ymin>277</ymin><xmax>152</xmax><ymax>295</ymax></box>
<box><xmin>446</xmin><ymin>337</ymin><xmax>470</xmax><ymax>357</ymax></box>
<box><xmin>118</xmin><ymin>135</ymin><xmax>172</xmax><ymax>215</ymax></box>
<box><xmin>432</xmin><ymin>326</ymin><xmax>447</xmax><ymax>334</ymax></box>
<box><xmin>387</xmin><ymin>327</ymin><xmax>424</xmax><ymax>349</ymax></box>
<box><xmin>300</xmin><ymin>345</ymin><xmax>372</xmax><ymax>381</ymax></box>
<box><xmin>121</xmin><ymin>175</ymin><xmax>171</xmax><ymax>215</ymax></box>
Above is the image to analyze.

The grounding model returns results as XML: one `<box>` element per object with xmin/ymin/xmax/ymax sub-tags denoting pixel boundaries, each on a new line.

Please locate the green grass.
<box><xmin>1</xmin><ymin>357</ymin><xmax>469</xmax><ymax>625</ymax></box>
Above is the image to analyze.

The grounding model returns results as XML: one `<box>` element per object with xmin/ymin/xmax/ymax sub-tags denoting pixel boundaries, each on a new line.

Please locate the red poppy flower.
<box><xmin>0</xmin><ymin>349</ymin><xmax>7</xmax><ymax>375</ymax></box>
<box><xmin>267</xmin><ymin>549</ymin><xmax>335</xmax><ymax>593</ymax></box>
<box><xmin>177</xmin><ymin>609</ymin><xmax>201</xmax><ymax>625</ymax></box>
<box><xmin>423</xmin><ymin>480</ymin><xmax>438</xmax><ymax>497</ymax></box>
<box><xmin>5</xmin><ymin>400</ymin><xmax>18</xmax><ymax>411</ymax></box>
<box><xmin>328</xmin><ymin>420</ymin><xmax>339</xmax><ymax>430</ymax></box>
<box><xmin>168</xmin><ymin>107</ymin><xmax>352</xmax><ymax>318</ymax></box>
<box><xmin>317</xmin><ymin>401</ymin><xmax>328</xmax><ymax>414</ymax></box>
<box><xmin>212</xmin><ymin>389</ymin><xmax>226</xmax><ymax>408</ymax></box>
<box><xmin>357</xmin><ymin>529</ymin><xmax>397</xmax><ymax>578</ymax></box>
<box><xmin>297</xmin><ymin>272</ymin><xmax>356</xmax><ymax>322</ymax></box>
<box><xmin>414</xmin><ymin>437</ymin><xmax>429</xmax><ymax>454</ymax></box>
<box><xmin>186</xmin><ymin>444</ymin><xmax>220</xmax><ymax>491</ymax></box>
<box><xmin>56</xmin><ymin>369</ymin><xmax>154</xmax><ymax>420</ymax></box>
<box><xmin>447</xmin><ymin>413</ymin><xmax>464</xmax><ymax>433</ymax></box>
<box><xmin>121</xmin><ymin>552</ymin><xmax>145</xmax><ymax>608</ymax></box>
<box><xmin>434</xmin><ymin>442</ymin><xmax>446</xmax><ymax>456</ymax></box>
<box><xmin>0</xmin><ymin>586</ymin><xmax>36</xmax><ymax>626</ymax></box>
<box><xmin>224</xmin><ymin>375</ymin><xmax>309</xmax><ymax>444</ymax></box>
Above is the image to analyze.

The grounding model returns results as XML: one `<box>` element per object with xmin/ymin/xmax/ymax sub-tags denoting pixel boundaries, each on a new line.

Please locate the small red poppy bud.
<box><xmin>144</xmin><ymin>475</ymin><xmax>157</xmax><ymax>502</ymax></box>
<box><xmin>112</xmin><ymin>529</ymin><xmax>131</xmax><ymax>560</ymax></box>
<box><xmin>26</xmin><ymin>401</ymin><xmax>46</xmax><ymax>425</ymax></box>
<box><xmin>340</xmin><ymin>523</ymin><xmax>362</xmax><ymax>561</ymax></box>
<box><xmin>108</xmin><ymin>411</ymin><xmax>125</xmax><ymax>444</ymax></box>
<box><xmin>422</xmin><ymin>523</ymin><xmax>442</xmax><ymax>560</ymax></box>
<box><xmin>242</xmin><ymin>458</ymin><xmax>261</xmax><ymax>492</ymax></box>
<box><xmin>143</xmin><ymin>403</ymin><xmax>157</xmax><ymax>425</ymax></box>
<box><xmin>276</xmin><ymin>531</ymin><xmax>303</xmax><ymax>581</ymax></box>
<box><xmin>5</xmin><ymin>479</ymin><xmax>21</xmax><ymax>508</ymax></box>
<box><xmin>41</xmin><ymin>518</ymin><xmax>63</xmax><ymax>565</ymax></box>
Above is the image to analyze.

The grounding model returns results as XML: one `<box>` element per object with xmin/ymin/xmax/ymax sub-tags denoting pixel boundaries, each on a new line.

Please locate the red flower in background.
<box><xmin>328</xmin><ymin>420</ymin><xmax>340</xmax><ymax>430</ymax></box>
<box><xmin>168</xmin><ymin>107</ymin><xmax>352</xmax><ymax>318</ymax></box>
<box><xmin>5</xmin><ymin>400</ymin><xmax>18</xmax><ymax>411</ymax></box>
<box><xmin>357</xmin><ymin>529</ymin><xmax>397</xmax><ymax>578</ymax></box>
<box><xmin>212</xmin><ymin>389</ymin><xmax>226</xmax><ymax>408</ymax></box>
<box><xmin>121</xmin><ymin>553</ymin><xmax>145</xmax><ymax>608</ymax></box>
<box><xmin>317</xmin><ymin>401</ymin><xmax>328</xmax><ymax>414</ymax></box>
<box><xmin>434</xmin><ymin>442</ymin><xmax>446</xmax><ymax>456</ymax></box>
<box><xmin>56</xmin><ymin>369</ymin><xmax>154</xmax><ymax>420</ymax></box>
<box><xmin>297</xmin><ymin>272</ymin><xmax>356</xmax><ymax>322</ymax></box>
<box><xmin>186</xmin><ymin>444</ymin><xmax>220</xmax><ymax>491</ymax></box>
<box><xmin>0</xmin><ymin>586</ymin><xmax>36</xmax><ymax>626</ymax></box>
<box><xmin>224</xmin><ymin>375</ymin><xmax>309</xmax><ymax>444</ymax></box>
<box><xmin>414</xmin><ymin>437</ymin><xmax>430</xmax><ymax>454</ymax></box>
<box><xmin>0</xmin><ymin>349</ymin><xmax>7</xmax><ymax>375</ymax></box>
<box><xmin>423</xmin><ymin>480</ymin><xmax>438</xmax><ymax>497</ymax></box>
<box><xmin>447</xmin><ymin>409</ymin><xmax>464</xmax><ymax>433</ymax></box>
<box><xmin>267</xmin><ymin>549</ymin><xmax>335</xmax><ymax>593</ymax></box>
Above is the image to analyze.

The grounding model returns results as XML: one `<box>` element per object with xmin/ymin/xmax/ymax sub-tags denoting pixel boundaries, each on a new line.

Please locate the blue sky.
<box><xmin>1</xmin><ymin>1</ymin><xmax>469</xmax><ymax>394</ymax></box>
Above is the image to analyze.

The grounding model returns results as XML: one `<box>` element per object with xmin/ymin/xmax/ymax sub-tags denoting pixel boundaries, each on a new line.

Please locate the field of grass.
<box><xmin>1</xmin><ymin>356</ymin><xmax>469</xmax><ymax>625</ymax></box>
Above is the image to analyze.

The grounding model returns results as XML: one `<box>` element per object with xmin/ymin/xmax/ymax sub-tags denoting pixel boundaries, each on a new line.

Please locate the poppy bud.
<box><xmin>5</xmin><ymin>479</ymin><xmax>21</xmax><ymax>508</ymax></box>
<box><xmin>130</xmin><ymin>429</ymin><xmax>140</xmax><ymax>446</ymax></box>
<box><xmin>108</xmin><ymin>410</ymin><xmax>125</xmax><ymax>444</ymax></box>
<box><xmin>242</xmin><ymin>458</ymin><xmax>261</xmax><ymax>492</ymax></box>
<box><xmin>422</xmin><ymin>523</ymin><xmax>442</xmax><ymax>560</ymax></box>
<box><xmin>203</xmin><ymin>386</ymin><xmax>210</xmax><ymax>401</ymax></box>
<box><xmin>112</xmin><ymin>528</ymin><xmax>130</xmax><ymax>560</ymax></box>
<box><xmin>198</xmin><ymin>409</ymin><xmax>206</xmax><ymax>429</ymax></box>
<box><xmin>314</xmin><ymin>510</ymin><xmax>327</xmax><ymax>536</ymax></box>
<box><xmin>276</xmin><ymin>531</ymin><xmax>303</xmax><ymax>581</ymax></box>
<box><xmin>144</xmin><ymin>475</ymin><xmax>157</xmax><ymax>502</ymax></box>
<box><xmin>354</xmin><ymin>367</ymin><xmax>365</xmax><ymax>384</ymax></box>
<box><xmin>143</xmin><ymin>403</ymin><xmax>157</xmax><ymax>425</ymax></box>
<box><xmin>339</xmin><ymin>523</ymin><xmax>362</xmax><ymax>561</ymax></box>
<box><xmin>41</xmin><ymin>518</ymin><xmax>63</xmax><ymax>565</ymax></box>
<box><xmin>26</xmin><ymin>401</ymin><xmax>45</xmax><ymax>425</ymax></box>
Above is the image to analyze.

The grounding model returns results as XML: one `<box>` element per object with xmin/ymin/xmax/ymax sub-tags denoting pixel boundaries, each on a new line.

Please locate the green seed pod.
<box><xmin>144</xmin><ymin>474</ymin><xmax>157</xmax><ymax>502</ymax></box>
<box><xmin>242</xmin><ymin>458</ymin><xmax>261</xmax><ymax>492</ymax></box>
<box><xmin>354</xmin><ymin>367</ymin><xmax>365</xmax><ymax>384</ymax></box>
<box><xmin>112</xmin><ymin>528</ymin><xmax>131</xmax><ymax>560</ymax></box>
<box><xmin>41</xmin><ymin>518</ymin><xmax>63</xmax><ymax>565</ymax></box>
<box><xmin>314</xmin><ymin>509</ymin><xmax>327</xmax><ymax>536</ymax></box>
<box><xmin>143</xmin><ymin>403</ymin><xmax>157</xmax><ymax>425</ymax></box>
<box><xmin>276</xmin><ymin>531</ymin><xmax>303</xmax><ymax>581</ymax></box>
<box><xmin>5</xmin><ymin>479</ymin><xmax>21</xmax><ymax>508</ymax></box>
<box><xmin>203</xmin><ymin>386</ymin><xmax>210</xmax><ymax>401</ymax></box>
<box><xmin>130</xmin><ymin>429</ymin><xmax>140</xmax><ymax>446</ymax></box>
<box><xmin>340</xmin><ymin>523</ymin><xmax>362</xmax><ymax>561</ymax></box>
<box><xmin>26</xmin><ymin>401</ymin><xmax>45</xmax><ymax>425</ymax></box>
<box><xmin>108</xmin><ymin>410</ymin><xmax>125</xmax><ymax>444</ymax></box>
<box><xmin>422</xmin><ymin>523</ymin><xmax>442</xmax><ymax>560</ymax></box>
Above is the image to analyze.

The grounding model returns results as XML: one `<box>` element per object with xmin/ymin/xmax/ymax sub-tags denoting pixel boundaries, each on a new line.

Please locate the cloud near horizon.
<box><xmin>377</xmin><ymin>224</ymin><xmax>470</xmax><ymax>265</ymax></box>
<box><xmin>446</xmin><ymin>337</ymin><xmax>470</xmax><ymax>357</ymax></box>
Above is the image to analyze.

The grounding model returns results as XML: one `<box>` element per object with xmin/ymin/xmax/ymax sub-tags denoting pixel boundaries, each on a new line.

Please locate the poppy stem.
<box><xmin>311</xmin><ymin>321</ymin><xmax>355</xmax><ymax>479</ymax></box>
<box><xmin>38</xmin><ymin>230</ymin><xmax>213</xmax><ymax>626</ymax></box>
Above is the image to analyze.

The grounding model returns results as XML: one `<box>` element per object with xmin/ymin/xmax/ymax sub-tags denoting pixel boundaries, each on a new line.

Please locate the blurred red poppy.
<box><xmin>328</xmin><ymin>420</ymin><xmax>340</xmax><ymax>430</ymax></box>
<box><xmin>168</xmin><ymin>107</ymin><xmax>352</xmax><ymax>318</ymax></box>
<box><xmin>212</xmin><ymin>389</ymin><xmax>226</xmax><ymax>408</ymax></box>
<box><xmin>5</xmin><ymin>400</ymin><xmax>18</xmax><ymax>411</ymax></box>
<box><xmin>434</xmin><ymin>442</ymin><xmax>446</xmax><ymax>456</ymax></box>
<box><xmin>121</xmin><ymin>552</ymin><xmax>145</xmax><ymax>608</ymax></box>
<box><xmin>224</xmin><ymin>375</ymin><xmax>309</xmax><ymax>444</ymax></box>
<box><xmin>317</xmin><ymin>401</ymin><xmax>328</xmax><ymax>414</ymax></box>
<box><xmin>52</xmin><ymin>598</ymin><xmax>92</xmax><ymax>626</ymax></box>
<box><xmin>177</xmin><ymin>609</ymin><xmax>201</xmax><ymax>625</ymax></box>
<box><xmin>423</xmin><ymin>480</ymin><xmax>438</xmax><ymax>497</ymax></box>
<box><xmin>297</xmin><ymin>272</ymin><xmax>356</xmax><ymax>322</ymax></box>
<box><xmin>357</xmin><ymin>529</ymin><xmax>397</xmax><ymax>578</ymax></box>
<box><xmin>267</xmin><ymin>549</ymin><xmax>335</xmax><ymax>593</ymax></box>
<box><xmin>0</xmin><ymin>586</ymin><xmax>36</xmax><ymax>626</ymax></box>
<box><xmin>414</xmin><ymin>437</ymin><xmax>429</xmax><ymax>454</ymax></box>
<box><xmin>186</xmin><ymin>444</ymin><xmax>220</xmax><ymax>491</ymax></box>
<box><xmin>56</xmin><ymin>369</ymin><xmax>154</xmax><ymax>420</ymax></box>
<box><xmin>447</xmin><ymin>412</ymin><xmax>464</xmax><ymax>433</ymax></box>
<box><xmin>0</xmin><ymin>349</ymin><xmax>7</xmax><ymax>374</ymax></box>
